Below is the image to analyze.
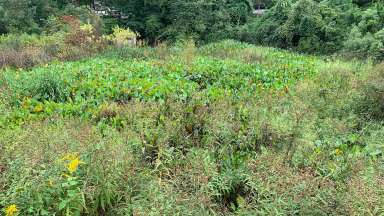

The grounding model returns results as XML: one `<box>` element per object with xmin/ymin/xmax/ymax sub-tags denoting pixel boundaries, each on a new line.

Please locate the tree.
<box><xmin>0</xmin><ymin>0</ymin><xmax>39</xmax><ymax>34</ymax></box>
<box><xmin>102</xmin><ymin>0</ymin><xmax>252</xmax><ymax>43</ymax></box>
<box><xmin>241</xmin><ymin>0</ymin><xmax>292</xmax><ymax>47</ymax></box>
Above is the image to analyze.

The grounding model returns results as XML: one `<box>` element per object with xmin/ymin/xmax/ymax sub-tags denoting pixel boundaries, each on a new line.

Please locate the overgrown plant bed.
<box><xmin>0</xmin><ymin>40</ymin><xmax>383</xmax><ymax>215</ymax></box>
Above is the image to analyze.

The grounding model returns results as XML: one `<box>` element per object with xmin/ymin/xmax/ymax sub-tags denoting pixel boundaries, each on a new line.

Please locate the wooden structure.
<box><xmin>248</xmin><ymin>0</ymin><xmax>267</xmax><ymax>16</ymax></box>
<box><xmin>90</xmin><ymin>1</ymin><xmax>129</xmax><ymax>20</ymax></box>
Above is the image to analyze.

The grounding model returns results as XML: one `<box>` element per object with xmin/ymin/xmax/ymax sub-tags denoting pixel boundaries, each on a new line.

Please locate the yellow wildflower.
<box><xmin>67</xmin><ymin>158</ymin><xmax>83</xmax><ymax>173</ymax></box>
<box><xmin>335</xmin><ymin>148</ymin><xmax>343</xmax><ymax>156</ymax></box>
<box><xmin>32</xmin><ymin>104</ymin><xmax>44</xmax><ymax>113</ymax></box>
<box><xmin>48</xmin><ymin>179</ymin><xmax>54</xmax><ymax>187</ymax></box>
<box><xmin>80</xmin><ymin>24</ymin><xmax>94</xmax><ymax>33</ymax></box>
<box><xmin>61</xmin><ymin>153</ymin><xmax>84</xmax><ymax>174</ymax></box>
<box><xmin>5</xmin><ymin>204</ymin><xmax>18</xmax><ymax>216</ymax></box>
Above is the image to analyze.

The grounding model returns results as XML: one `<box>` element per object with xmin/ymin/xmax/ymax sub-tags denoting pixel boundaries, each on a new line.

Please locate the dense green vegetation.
<box><xmin>1</xmin><ymin>0</ymin><xmax>384</xmax><ymax>60</ymax></box>
<box><xmin>242</xmin><ymin>0</ymin><xmax>384</xmax><ymax>60</ymax></box>
<box><xmin>1</xmin><ymin>0</ymin><xmax>384</xmax><ymax>215</ymax></box>
<box><xmin>0</xmin><ymin>0</ymin><xmax>96</xmax><ymax>34</ymax></box>
<box><xmin>1</xmin><ymin>40</ymin><xmax>384</xmax><ymax>215</ymax></box>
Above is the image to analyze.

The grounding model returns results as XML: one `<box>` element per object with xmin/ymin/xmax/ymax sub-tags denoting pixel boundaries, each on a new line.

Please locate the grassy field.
<box><xmin>1</xmin><ymin>40</ymin><xmax>383</xmax><ymax>215</ymax></box>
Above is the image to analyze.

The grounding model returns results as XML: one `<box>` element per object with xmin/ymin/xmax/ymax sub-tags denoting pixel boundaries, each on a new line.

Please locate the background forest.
<box><xmin>1</xmin><ymin>0</ymin><xmax>383</xmax><ymax>60</ymax></box>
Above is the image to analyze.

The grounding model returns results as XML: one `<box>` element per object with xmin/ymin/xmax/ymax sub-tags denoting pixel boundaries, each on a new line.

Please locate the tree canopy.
<box><xmin>0</xmin><ymin>0</ymin><xmax>383</xmax><ymax>59</ymax></box>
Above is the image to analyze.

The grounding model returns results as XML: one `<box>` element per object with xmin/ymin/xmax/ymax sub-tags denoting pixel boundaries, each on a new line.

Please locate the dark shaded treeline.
<box><xmin>0</xmin><ymin>0</ymin><xmax>383</xmax><ymax>60</ymax></box>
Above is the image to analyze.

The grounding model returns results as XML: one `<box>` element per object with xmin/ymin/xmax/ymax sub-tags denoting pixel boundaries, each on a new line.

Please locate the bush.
<box><xmin>6</xmin><ymin>69</ymin><xmax>70</xmax><ymax>104</ymax></box>
<box><xmin>240</xmin><ymin>0</ymin><xmax>384</xmax><ymax>58</ymax></box>
<box><xmin>0</xmin><ymin>34</ymin><xmax>50</xmax><ymax>68</ymax></box>
<box><xmin>0</xmin><ymin>22</ymin><xmax>107</xmax><ymax>69</ymax></box>
<box><xmin>355</xmin><ymin>64</ymin><xmax>384</xmax><ymax>121</ymax></box>
<box><xmin>240</xmin><ymin>1</ymin><xmax>290</xmax><ymax>48</ymax></box>
<box><xmin>209</xmin><ymin>157</ymin><xmax>254</xmax><ymax>211</ymax></box>
<box><xmin>0</xmin><ymin>47</ymin><xmax>49</xmax><ymax>69</ymax></box>
<box><xmin>362</xmin><ymin>124</ymin><xmax>384</xmax><ymax>157</ymax></box>
<box><xmin>104</xmin><ymin>26</ymin><xmax>138</xmax><ymax>48</ymax></box>
<box><xmin>245</xmin><ymin>0</ymin><xmax>347</xmax><ymax>54</ymax></box>
<box><xmin>343</xmin><ymin>25</ymin><xmax>384</xmax><ymax>61</ymax></box>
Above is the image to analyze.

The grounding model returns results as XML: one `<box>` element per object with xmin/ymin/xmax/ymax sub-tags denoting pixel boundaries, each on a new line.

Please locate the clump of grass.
<box><xmin>0</xmin><ymin>46</ymin><xmax>51</xmax><ymax>68</ymax></box>
<box><xmin>5</xmin><ymin>69</ymin><xmax>71</xmax><ymax>104</ymax></box>
<box><xmin>355</xmin><ymin>63</ymin><xmax>384</xmax><ymax>121</ymax></box>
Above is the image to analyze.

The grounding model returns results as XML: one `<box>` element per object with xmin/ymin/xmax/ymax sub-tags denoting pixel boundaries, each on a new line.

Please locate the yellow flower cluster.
<box><xmin>61</xmin><ymin>153</ymin><xmax>84</xmax><ymax>174</ymax></box>
<box><xmin>80</xmin><ymin>24</ymin><xmax>94</xmax><ymax>33</ymax></box>
<box><xmin>5</xmin><ymin>204</ymin><xmax>18</xmax><ymax>216</ymax></box>
<box><xmin>4</xmin><ymin>154</ymin><xmax>85</xmax><ymax>215</ymax></box>
<box><xmin>33</xmin><ymin>104</ymin><xmax>44</xmax><ymax>113</ymax></box>
<box><xmin>67</xmin><ymin>158</ymin><xmax>82</xmax><ymax>173</ymax></box>
<box><xmin>335</xmin><ymin>148</ymin><xmax>343</xmax><ymax>156</ymax></box>
<box><xmin>103</xmin><ymin>26</ymin><xmax>138</xmax><ymax>47</ymax></box>
<box><xmin>48</xmin><ymin>179</ymin><xmax>54</xmax><ymax>187</ymax></box>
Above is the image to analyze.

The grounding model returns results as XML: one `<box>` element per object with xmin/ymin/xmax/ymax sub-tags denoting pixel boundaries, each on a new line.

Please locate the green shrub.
<box><xmin>0</xmin><ymin>31</ymin><xmax>94</xmax><ymax>69</ymax></box>
<box><xmin>362</xmin><ymin>124</ymin><xmax>384</xmax><ymax>157</ymax></box>
<box><xmin>0</xmin><ymin>15</ymin><xmax>107</xmax><ymax>69</ymax></box>
<box><xmin>104</xmin><ymin>26</ymin><xmax>138</xmax><ymax>48</ymax></box>
<box><xmin>355</xmin><ymin>64</ymin><xmax>384</xmax><ymax>121</ymax></box>
<box><xmin>0</xmin><ymin>46</ymin><xmax>51</xmax><ymax>69</ymax></box>
<box><xmin>5</xmin><ymin>69</ymin><xmax>70</xmax><ymax>104</ymax></box>
<box><xmin>343</xmin><ymin>27</ymin><xmax>384</xmax><ymax>61</ymax></box>
<box><xmin>208</xmin><ymin>150</ymin><xmax>254</xmax><ymax>212</ymax></box>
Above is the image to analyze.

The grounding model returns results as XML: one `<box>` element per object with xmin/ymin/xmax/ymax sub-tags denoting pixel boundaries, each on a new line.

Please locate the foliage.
<box><xmin>1</xmin><ymin>0</ymin><xmax>384</xmax><ymax>60</ymax></box>
<box><xmin>102</xmin><ymin>0</ymin><xmax>252</xmax><ymax>43</ymax></box>
<box><xmin>6</xmin><ymin>68</ymin><xmax>71</xmax><ymax>104</ymax></box>
<box><xmin>354</xmin><ymin>63</ymin><xmax>384</xmax><ymax>121</ymax></box>
<box><xmin>1</xmin><ymin>40</ymin><xmax>383</xmax><ymax>215</ymax></box>
<box><xmin>0</xmin><ymin>20</ymin><xmax>107</xmax><ymax>69</ymax></box>
<box><xmin>240</xmin><ymin>0</ymin><xmax>384</xmax><ymax>60</ymax></box>
<box><xmin>243</xmin><ymin>0</ymin><xmax>349</xmax><ymax>54</ymax></box>
<box><xmin>103</xmin><ymin>26</ymin><xmax>138</xmax><ymax>47</ymax></box>
<box><xmin>0</xmin><ymin>0</ymin><xmax>41</xmax><ymax>34</ymax></box>
<box><xmin>0</xmin><ymin>1</ymin><xmax>97</xmax><ymax>35</ymax></box>
<box><xmin>343</xmin><ymin>5</ymin><xmax>384</xmax><ymax>61</ymax></box>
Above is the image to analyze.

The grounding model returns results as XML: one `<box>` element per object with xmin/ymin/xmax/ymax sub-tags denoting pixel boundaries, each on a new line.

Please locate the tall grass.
<box><xmin>0</xmin><ymin>40</ymin><xmax>383</xmax><ymax>215</ymax></box>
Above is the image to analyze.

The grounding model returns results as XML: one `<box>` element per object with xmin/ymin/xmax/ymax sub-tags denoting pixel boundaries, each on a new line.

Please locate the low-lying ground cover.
<box><xmin>0</xmin><ymin>40</ymin><xmax>319</xmax><ymax>125</ymax></box>
<box><xmin>0</xmin><ymin>40</ymin><xmax>383</xmax><ymax>215</ymax></box>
